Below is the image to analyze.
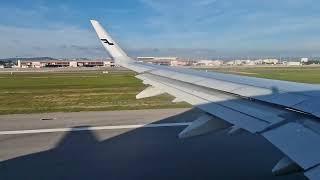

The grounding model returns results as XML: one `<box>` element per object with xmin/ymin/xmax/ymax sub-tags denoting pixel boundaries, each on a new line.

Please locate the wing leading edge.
<box><xmin>90</xmin><ymin>20</ymin><xmax>320</xmax><ymax>180</ymax></box>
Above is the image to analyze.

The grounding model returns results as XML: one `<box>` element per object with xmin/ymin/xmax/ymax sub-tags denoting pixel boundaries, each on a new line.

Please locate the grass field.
<box><xmin>0</xmin><ymin>66</ymin><xmax>320</xmax><ymax>115</ymax></box>
<box><xmin>0</xmin><ymin>70</ymin><xmax>189</xmax><ymax>115</ymax></box>
<box><xmin>212</xmin><ymin>66</ymin><xmax>320</xmax><ymax>84</ymax></box>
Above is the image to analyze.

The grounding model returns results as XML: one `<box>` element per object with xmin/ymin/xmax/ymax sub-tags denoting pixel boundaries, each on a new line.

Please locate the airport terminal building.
<box><xmin>17</xmin><ymin>59</ymin><xmax>114</xmax><ymax>68</ymax></box>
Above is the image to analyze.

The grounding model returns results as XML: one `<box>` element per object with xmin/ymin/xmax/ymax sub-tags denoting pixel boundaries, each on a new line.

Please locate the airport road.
<box><xmin>0</xmin><ymin>108</ymin><xmax>307</xmax><ymax>180</ymax></box>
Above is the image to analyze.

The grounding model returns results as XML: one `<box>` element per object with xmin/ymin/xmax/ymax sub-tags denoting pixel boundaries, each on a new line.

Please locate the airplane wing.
<box><xmin>90</xmin><ymin>20</ymin><xmax>320</xmax><ymax>179</ymax></box>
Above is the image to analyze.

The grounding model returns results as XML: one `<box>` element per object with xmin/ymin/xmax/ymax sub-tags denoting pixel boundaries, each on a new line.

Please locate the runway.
<box><xmin>0</xmin><ymin>108</ymin><xmax>307</xmax><ymax>180</ymax></box>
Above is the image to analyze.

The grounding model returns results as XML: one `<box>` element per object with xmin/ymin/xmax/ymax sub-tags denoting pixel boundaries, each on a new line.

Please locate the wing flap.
<box><xmin>293</xmin><ymin>99</ymin><xmax>320</xmax><ymax>117</ymax></box>
<box><xmin>262</xmin><ymin>122</ymin><xmax>320</xmax><ymax>170</ymax></box>
<box><xmin>305</xmin><ymin>165</ymin><xmax>320</xmax><ymax>180</ymax></box>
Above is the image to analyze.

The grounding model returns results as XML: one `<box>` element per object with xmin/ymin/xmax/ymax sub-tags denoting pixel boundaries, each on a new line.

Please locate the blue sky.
<box><xmin>1</xmin><ymin>0</ymin><xmax>320</xmax><ymax>58</ymax></box>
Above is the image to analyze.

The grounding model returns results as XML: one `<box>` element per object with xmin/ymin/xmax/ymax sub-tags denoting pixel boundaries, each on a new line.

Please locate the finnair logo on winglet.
<box><xmin>100</xmin><ymin>38</ymin><xmax>114</xmax><ymax>45</ymax></box>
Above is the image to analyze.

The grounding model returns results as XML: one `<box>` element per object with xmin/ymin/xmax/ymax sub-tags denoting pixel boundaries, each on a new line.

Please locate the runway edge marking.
<box><xmin>0</xmin><ymin>122</ymin><xmax>191</xmax><ymax>135</ymax></box>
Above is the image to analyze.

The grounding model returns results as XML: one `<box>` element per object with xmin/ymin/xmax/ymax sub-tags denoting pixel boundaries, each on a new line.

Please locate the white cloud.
<box><xmin>1</xmin><ymin>0</ymin><xmax>320</xmax><ymax>58</ymax></box>
<box><xmin>138</xmin><ymin>0</ymin><xmax>320</xmax><ymax>52</ymax></box>
<box><xmin>0</xmin><ymin>25</ymin><xmax>107</xmax><ymax>58</ymax></box>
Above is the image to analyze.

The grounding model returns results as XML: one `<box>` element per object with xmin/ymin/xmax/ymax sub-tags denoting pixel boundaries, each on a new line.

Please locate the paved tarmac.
<box><xmin>0</xmin><ymin>108</ymin><xmax>307</xmax><ymax>180</ymax></box>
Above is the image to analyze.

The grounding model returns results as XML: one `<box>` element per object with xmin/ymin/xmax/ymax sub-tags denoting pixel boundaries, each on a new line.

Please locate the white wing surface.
<box><xmin>90</xmin><ymin>20</ymin><xmax>320</xmax><ymax>179</ymax></box>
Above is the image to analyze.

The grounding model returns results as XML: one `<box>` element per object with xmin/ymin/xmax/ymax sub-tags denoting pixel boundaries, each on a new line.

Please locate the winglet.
<box><xmin>90</xmin><ymin>20</ymin><xmax>129</xmax><ymax>61</ymax></box>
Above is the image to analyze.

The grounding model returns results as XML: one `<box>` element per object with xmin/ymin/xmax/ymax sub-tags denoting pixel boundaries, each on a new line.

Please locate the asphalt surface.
<box><xmin>0</xmin><ymin>108</ymin><xmax>307</xmax><ymax>180</ymax></box>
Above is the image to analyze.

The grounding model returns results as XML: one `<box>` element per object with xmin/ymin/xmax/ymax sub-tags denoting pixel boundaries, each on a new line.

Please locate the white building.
<box><xmin>136</xmin><ymin>57</ymin><xmax>178</xmax><ymax>66</ymax></box>
<box><xmin>287</xmin><ymin>61</ymin><xmax>301</xmax><ymax>66</ymax></box>
<box><xmin>243</xmin><ymin>60</ymin><xmax>253</xmax><ymax>65</ymax></box>
<box><xmin>31</xmin><ymin>61</ymin><xmax>42</xmax><ymax>68</ymax></box>
<box><xmin>226</xmin><ymin>60</ymin><xmax>235</xmax><ymax>65</ymax></box>
<box><xmin>301</xmin><ymin>58</ymin><xmax>309</xmax><ymax>63</ymax></box>
<box><xmin>69</xmin><ymin>61</ymin><xmax>78</xmax><ymax>67</ymax></box>
<box><xmin>234</xmin><ymin>60</ymin><xmax>243</xmax><ymax>65</ymax></box>
<box><xmin>262</xmin><ymin>59</ymin><xmax>279</xmax><ymax>64</ymax></box>
<box><xmin>171</xmin><ymin>60</ymin><xmax>185</xmax><ymax>66</ymax></box>
<box><xmin>196</xmin><ymin>60</ymin><xmax>223</xmax><ymax>66</ymax></box>
<box><xmin>16</xmin><ymin>60</ymin><xmax>113</xmax><ymax>68</ymax></box>
<box><xmin>254</xmin><ymin>59</ymin><xmax>263</xmax><ymax>65</ymax></box>
<box><xmin>104</xmin><ymin>61</ymin><xmax>115</xmax><ymax>67</ymax></box>
<box><xmin>246</xmin><ymin>60</ymin><xmax>256</xmax><ymax>66</ymax></box>
<box><xmin>17</xmin><ymin>60</ymin><xmax>21</xmax><ymax>67</ymax></box>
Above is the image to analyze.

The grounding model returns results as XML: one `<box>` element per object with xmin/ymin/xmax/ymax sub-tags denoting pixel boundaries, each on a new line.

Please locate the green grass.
<box><xmin>211</xmin><ymin>66</ymin><xmax>320</xmax><ymax>84</ymax></box>
<box><xmin>1</xmin><ymin>66</ymin><xmax>320</xmax><ymax>115</ymax></box>
<box><xmin>0</xmin><ymin>71</ymin><xmax>189</xmax><ymax>115</ymax></box>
